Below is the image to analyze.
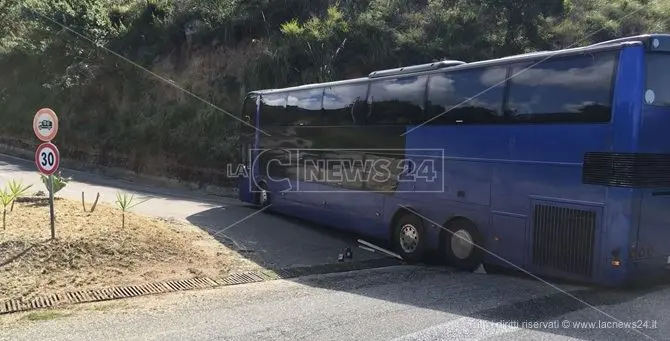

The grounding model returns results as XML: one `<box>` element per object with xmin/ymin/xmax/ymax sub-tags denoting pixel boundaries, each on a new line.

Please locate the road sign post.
<box><xmin>48</xmin><ymin>175</ymin><xmax>55</xmax><ymax>239</ymax></box>
<box><xmin>35</xmin><ymin>142</ymin><xmax>60</xmax><ymax>239</ymax></box>
<box><xmin>33</xmin><ymin>108</ymin><xmax>60</xmax><ymax>239</ymax></box>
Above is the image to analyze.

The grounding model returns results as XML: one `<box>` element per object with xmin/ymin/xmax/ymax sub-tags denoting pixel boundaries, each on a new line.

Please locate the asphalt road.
<box><xmin>0</xmin><ymin>266</ymin><xmax>668</xmax><ymax>341</ymax></box>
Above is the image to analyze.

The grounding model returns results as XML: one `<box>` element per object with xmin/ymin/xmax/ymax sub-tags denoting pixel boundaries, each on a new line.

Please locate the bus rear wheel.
<box><xmin>442</xmin><ymin>219</ymin><xmax>484</xmax><ymax>272</ymax></box>
<box><xmin>393</xmin><ymin>213</ymin><xmax>427</xmax><ymax>263</ymax></box>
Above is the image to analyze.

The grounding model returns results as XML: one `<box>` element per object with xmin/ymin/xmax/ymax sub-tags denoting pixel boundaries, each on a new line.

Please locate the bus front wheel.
<box><xmin>392</xmin><ymin>213</ymin><xmax>427</xmax><ymax>263</ymax></box>
<box><xmin>443</xmin><ymin>219</ymin><xmax>484</xmax><ymax>272</ymax></box>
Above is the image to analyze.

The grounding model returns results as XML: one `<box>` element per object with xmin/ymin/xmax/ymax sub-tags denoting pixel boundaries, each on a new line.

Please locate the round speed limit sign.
<box><xmin>35</xmin><ymin>142</ymin><xmax>60</xmax><ymax>175</ymax></box>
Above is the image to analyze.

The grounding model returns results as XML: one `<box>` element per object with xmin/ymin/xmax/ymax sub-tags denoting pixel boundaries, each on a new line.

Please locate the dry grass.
<box><xmin>0</xmin><ymin>197</ymin><xmax>260</xmax><ymax>300</ymax></box>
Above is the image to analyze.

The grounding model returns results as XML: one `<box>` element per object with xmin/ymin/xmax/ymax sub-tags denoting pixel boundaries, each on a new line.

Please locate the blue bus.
<box><xmin>237</xmin><ymin>33</ymin><xmax>670</xmax><ymax>287</ymax></box>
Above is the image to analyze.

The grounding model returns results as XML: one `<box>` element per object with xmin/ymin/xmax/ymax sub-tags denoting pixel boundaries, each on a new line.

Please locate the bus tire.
<box><xmin>443</xmin><ymin>219</ymin><xmax>484</xmax><ymax>272</ymax></box>
<box><xmin>393</xmin><ymin>213</ymin><xmax>427</xmax><ymax>263</ymax></box>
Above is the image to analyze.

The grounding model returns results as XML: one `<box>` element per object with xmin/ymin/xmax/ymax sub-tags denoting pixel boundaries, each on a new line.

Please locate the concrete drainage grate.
<box><xmin>0</xmin><ymin>258</ymin><xmax>401</xmax><ymax>315</ymax></box>
<box><xmin>0</xmin><ymin>277</ymin><xmax>219</xmax><ymax>315</ymax></box>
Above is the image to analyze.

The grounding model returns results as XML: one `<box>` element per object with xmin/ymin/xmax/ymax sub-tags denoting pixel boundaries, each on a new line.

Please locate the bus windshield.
<box><xmin>646</xmin><ymin>53</ymin><xmax>670</xmax><ymax>106</ymax></box>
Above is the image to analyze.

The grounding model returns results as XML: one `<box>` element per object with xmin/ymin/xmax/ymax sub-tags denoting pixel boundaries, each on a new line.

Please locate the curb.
<box><xmin>0</xmin><ymin>258</ymin><xmax>402</xmax><ymax>315</ymax></box>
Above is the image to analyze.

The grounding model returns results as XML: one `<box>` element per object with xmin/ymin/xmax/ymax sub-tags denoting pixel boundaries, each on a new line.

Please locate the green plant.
<box><xmin>114</xmin><ymin>192</ymin><xmax>149</xmax><ymax>228</ymax></box>
<box><xmin>7</xmin><ymin>179</ymin><xmax>32</xmax><ymax>211</ymax></box>
<box><xmin>40</xmin><ymin>171</ymin><xmax>72</xmax><ymax>196</ymax></box>
<box><xmin>0</xmin><ymin>186</ymin><xmax>15</xmax><ymax>230</ymax></box>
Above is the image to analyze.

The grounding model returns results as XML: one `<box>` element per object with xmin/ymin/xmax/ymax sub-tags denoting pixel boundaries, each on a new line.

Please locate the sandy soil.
<box><xmin>0</xmin><ymin>196</ymin><xmax>261</xmax><ymax>300</ymax></box>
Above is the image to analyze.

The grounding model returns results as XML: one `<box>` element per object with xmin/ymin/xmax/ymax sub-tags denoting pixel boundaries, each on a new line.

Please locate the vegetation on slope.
<box><xmin>0</xmin><ymin>0</ymin><xmax>668</xmax><ymax>185</ymax></box>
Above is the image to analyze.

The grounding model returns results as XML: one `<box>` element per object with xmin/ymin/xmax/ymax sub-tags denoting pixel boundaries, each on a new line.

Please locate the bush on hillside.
<box><xmin>0</xmin><ymin>0</ymin><xmax>668</xmax><ymax>186</ymax></box>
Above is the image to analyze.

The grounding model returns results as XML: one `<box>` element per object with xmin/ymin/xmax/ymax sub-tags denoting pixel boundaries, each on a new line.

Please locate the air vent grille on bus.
<box><xmin>583</xmin><ymin>152</ymin><xmax>670</xmax><ymax>187</ymax></box>
<box><xmin>532</xmin><ymin>204</ymin><xmax>596</xmax><ymax>278</ymax></box>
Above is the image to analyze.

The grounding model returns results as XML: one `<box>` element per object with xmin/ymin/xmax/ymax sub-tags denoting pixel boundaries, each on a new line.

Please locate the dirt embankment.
<box><xmin>0</xmin><ymin>197</ymin><xmax>260</xmax><ymax>300</ymax></box>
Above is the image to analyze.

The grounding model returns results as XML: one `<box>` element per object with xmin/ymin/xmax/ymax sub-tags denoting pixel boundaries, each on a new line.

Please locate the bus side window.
<box><xmin>260</xmin><ymin>93</ymin><xmax>288</xmax><ymax>126</ymax></box>
<box><xmin>350</xmin><ymin>96</ymin><xmax>368</xmax><ymax>124</ymax></box>
<box><xmin>426</xmin><ymin>67</ymin><xmax>506</xmax><ymax>125</ymax></box>
<box><xmin>286</xmin><ymin>88</ymin><xmax>323</xmax><ymax>126</ymax></box>
<box><xmin>323</xmin><ymin>84</ymin><xmax>368</xmax><ymax>126</ymax></box>
<box><xmin>368</xmin><ymin>75</ymin><xmax>427</xmax><ymax>125</ymax></box>
<box><xmin>506</xmin><ymin>51</ymin><xmax>617</xmax><ymax>124</ymax></box>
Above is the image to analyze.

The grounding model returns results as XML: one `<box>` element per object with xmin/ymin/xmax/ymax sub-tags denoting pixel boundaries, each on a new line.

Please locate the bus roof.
<box><xmin>247</xmin><ymin>33</ymin><xmax>670</xmax><ymax>97</ymax></box>
<box><xmin>589</xmin><ymin>33</ymin><xmax>670</xmax><ymax>47</ymax></box>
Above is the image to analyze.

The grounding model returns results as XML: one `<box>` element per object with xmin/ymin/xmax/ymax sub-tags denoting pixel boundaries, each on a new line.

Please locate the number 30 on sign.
<box><xmin>35</xmin><ymin>142</ymin><xmax>60</xmax><ymax>175</ymax></box>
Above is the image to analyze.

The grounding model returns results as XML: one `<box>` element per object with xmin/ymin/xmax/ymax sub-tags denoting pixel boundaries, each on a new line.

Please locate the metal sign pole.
<box><xmin>33</xmin><ymin>108</ymin><xmax>60</xmax><ymax>240</ymax></box>
<box><xmin>49</xmin><ymin>174</ymin><xmax>55</xmax><ymax>239</ymax></box>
